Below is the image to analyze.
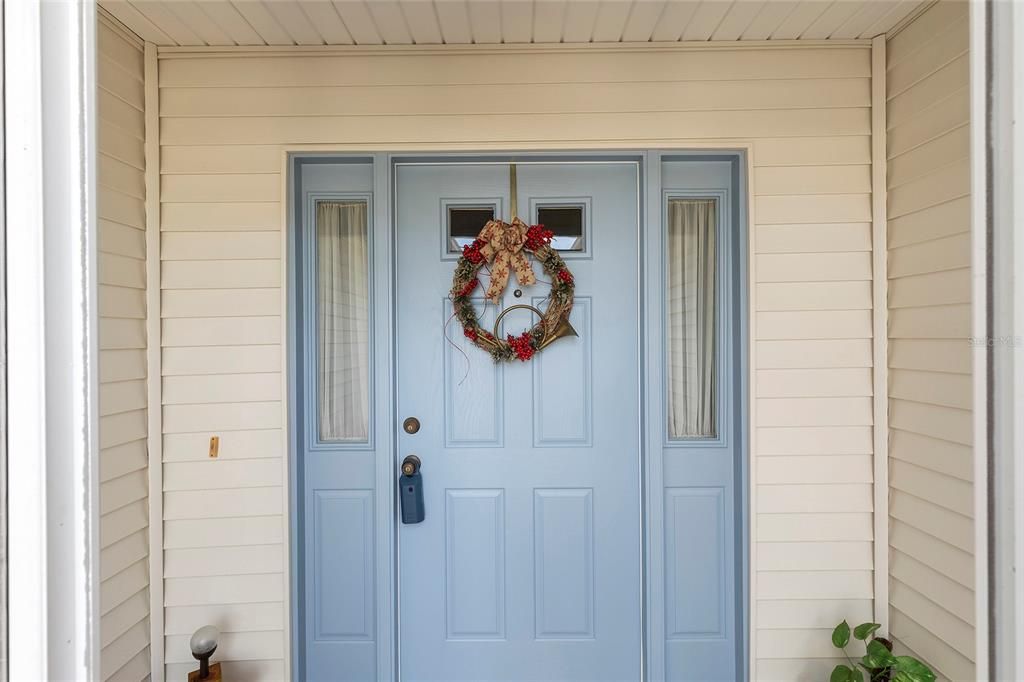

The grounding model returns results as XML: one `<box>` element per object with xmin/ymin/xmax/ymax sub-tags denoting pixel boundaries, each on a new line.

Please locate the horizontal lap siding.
<box><xmin>158</xmin><ymin>45</ymin><xmax>873</xmax><ymax>680</ymax></box>
<box><xmin>99</xmin><ymin>16</ymin><xmax>150</xmax><ymax>681</ymax></box>
<box><xmin>886</xmin><ymin>3</ymin><xmax>974</xmax><ymax>680</ymax></box>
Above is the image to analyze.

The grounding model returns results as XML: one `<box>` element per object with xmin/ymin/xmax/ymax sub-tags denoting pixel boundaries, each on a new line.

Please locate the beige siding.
<box><xmin>99</xmin><ymin>14</ymin><xmax>151</xmax><ymax>682</ymax></box>
<box><xmin>886</xmin><ymin>2</ymin><xmax>974</xmax><ymax>680</ymax></box>
<box><xmin>157</xmin><ymin>44</ymin><xmax>876</xmax><ymax>679</ymax></box>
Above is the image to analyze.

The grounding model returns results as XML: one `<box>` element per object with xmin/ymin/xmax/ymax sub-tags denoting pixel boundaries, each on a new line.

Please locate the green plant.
<box><xmin>829</xmin><ymin>621</ymin><xmax>936</xmax><ymax>682</ymax></box>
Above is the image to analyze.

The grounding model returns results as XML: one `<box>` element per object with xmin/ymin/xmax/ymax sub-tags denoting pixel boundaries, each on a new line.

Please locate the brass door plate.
<box><xmin>209</xmin><ymin>436</ymin><xmax>220</xmax><ymax>458</ymax></box>
<box><xmin>403</xmin><ymin>417</ymin><xmax>420</xmax><ymax>434</ymax></box>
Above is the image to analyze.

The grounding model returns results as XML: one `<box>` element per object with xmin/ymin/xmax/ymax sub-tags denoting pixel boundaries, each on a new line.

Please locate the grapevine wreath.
<box><xmin>450</xmin><ymin>217</ymin><xmax>576</xmax><ymax>363</ymax></box>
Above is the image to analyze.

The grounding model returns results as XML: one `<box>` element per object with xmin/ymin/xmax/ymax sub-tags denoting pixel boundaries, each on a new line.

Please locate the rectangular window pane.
<box><xmin>448</xmin><ymin>206</ymin><xmax>496</xmax><ymax>252</ymax></box>
<box><xmin>536</xmin><ymin>205</ymin><xmax>585</xmax><ymax>251</ymax></box>
<box><xmin>317</xmin><ymin>201</ymin><xmax>370</xmax><ymax>442</ymax></box>
<box><xmin>667</xmin><ymin>199</ymin><xmax>717</xmax><ymax>439</ymax></box>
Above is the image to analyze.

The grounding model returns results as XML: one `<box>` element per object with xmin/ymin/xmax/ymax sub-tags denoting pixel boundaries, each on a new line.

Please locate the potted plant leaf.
<box><xmin>829</xmin><ymin>620</ymin><xmax>936</xmax><ymax>682</ymax></box>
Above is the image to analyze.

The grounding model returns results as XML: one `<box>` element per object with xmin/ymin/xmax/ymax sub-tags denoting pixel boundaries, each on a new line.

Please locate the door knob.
<box><xmin>399</xmin><ymin>455</ymin><xmax>424</xmax><ymax>524</ymax></box>
<box><xmin>401</xmin><ymin>454</ymin><xmax>421</xmax><ymax>476</ymax></box>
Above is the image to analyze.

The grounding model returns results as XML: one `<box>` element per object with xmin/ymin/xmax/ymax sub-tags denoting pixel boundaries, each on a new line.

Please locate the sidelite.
<box><xmin>667</xmin><ymin>198</ymin><xmax>718</xmax><ymax>438</ymax></box>
<box><xmin>316</xmin><ymin>200</ymin><xmax>370</xmax><ymax>442</ymax></box>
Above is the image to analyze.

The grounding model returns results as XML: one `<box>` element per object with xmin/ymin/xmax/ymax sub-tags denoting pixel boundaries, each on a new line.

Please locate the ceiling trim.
<box><xmin>97</xmin><ymin>5</ymin><xmax>144</xmax><ymax>49</ymax></box>
<box><xmin>156</xmin><ymin>38</ymin><xmax>871</xmax><ymax>59</ymax></box>
<box><xmin>883</xmin><ymin>0</ymin><xmax>941</xmax><ymax>40</ymax></box>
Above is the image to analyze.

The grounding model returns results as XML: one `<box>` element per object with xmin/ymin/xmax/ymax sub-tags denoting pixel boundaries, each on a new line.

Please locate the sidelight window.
<box><xmin>316</xmin><ymin>200</ymin><xmax>370</xmax><ymax>442</ymax></box>
<box><xmin>667</xmin><ymin>198</ymin><xmax>718</xmax><ymax>439</ymax></box>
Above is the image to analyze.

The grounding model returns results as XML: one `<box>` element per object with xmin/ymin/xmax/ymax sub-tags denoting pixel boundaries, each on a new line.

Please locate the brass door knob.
<box><xmin>401</xmin><ymin>455</ymin><xmax>421</xmax><ymax>476</ymax></box>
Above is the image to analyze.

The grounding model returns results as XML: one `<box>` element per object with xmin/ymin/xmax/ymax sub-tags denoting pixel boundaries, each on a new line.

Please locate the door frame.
<box><xmin>285</xmin><ymin>149</ymin><xmax>751</xmax><ymax>681</ymax></box>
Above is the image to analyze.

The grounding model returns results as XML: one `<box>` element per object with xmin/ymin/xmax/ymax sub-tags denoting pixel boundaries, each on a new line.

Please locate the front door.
<box><xmin>395</xmin><ymin>161</ymin><xmax>641</xmax><ymax>681</ymax></box>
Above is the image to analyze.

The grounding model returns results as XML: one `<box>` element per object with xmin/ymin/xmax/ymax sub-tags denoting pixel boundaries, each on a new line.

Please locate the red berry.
<box><xmin>506</xmin><ymin>331</ymin><xmax>535</xmax><ymax>361</ymax></box>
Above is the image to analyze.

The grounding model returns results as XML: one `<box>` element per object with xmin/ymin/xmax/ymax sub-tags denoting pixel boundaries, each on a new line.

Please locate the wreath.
<box><xmin>450</xmin><ymin>218</ymin><xmax>575</xmax><ymax>363</ymax></box>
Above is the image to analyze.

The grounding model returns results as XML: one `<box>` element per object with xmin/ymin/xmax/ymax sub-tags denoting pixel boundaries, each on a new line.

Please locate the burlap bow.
<box><xmin>478</xmin><ymin>218</ymin><xmax>537</xmax><ymax>302</ymax></box>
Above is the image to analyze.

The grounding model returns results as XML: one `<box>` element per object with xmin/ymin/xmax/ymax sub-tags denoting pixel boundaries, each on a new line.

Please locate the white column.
<box><xmin>3</xmin><ymin>0</ymin><xmax>99</xmax><ymax>678</ymax></box>
<box><xmin>990</xmin><ymin>0</ymin><xmax>1024</xmax><ymax>679</ymax></box>
<box><xmin>870</xmin><ymin>34</ymin><xmax>889</xmax><ymax>634</ymax></box>
<box><xmin>145</xmin><ymin>40</ymin><xmax>166</xmax><ymax>682</ymax></box>
<box><xmin>969</xmin><ymin>2</ymin><xmax>990</xmax><ymax>681</ymax></box>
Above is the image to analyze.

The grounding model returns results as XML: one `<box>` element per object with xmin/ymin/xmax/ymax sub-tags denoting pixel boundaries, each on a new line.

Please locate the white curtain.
<box><xmin>667</xmin><ymin>199</ymin><xmax>717</xmax><ymax>438</ymax></box>
<box><xmin>317</xmin><ymin>201</ymin><xmax>370</xmax><ymax>441</ymax></box>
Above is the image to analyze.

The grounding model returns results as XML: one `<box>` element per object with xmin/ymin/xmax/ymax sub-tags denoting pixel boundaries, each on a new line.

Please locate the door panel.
<box><xmin>443</xmin><ymin>299</ymin><xmax>502</xmax><ymax>447</ymax></box>
<box><xmin>655</xmin><ymin>158</ymin><xmax>743</xmax><ymax>681</ymax></box>
<box><xmin>531</xmin><ymin>297</ymin><xmax>591</xmax><ymax>446</ymax></box>
<box><xmin>665</xmin><ymin>487</ymin><xmax>726</xmax><ymax>638</ymax></box>
<box><xmin>296</xmin><ymin>160</ymin><xmax>381</xmax><ymax>682</ymax></box>
<box><xmin>533</xmin><ymin>488</ymin><xmax>594</xmax><ymax>638</ymax></box>
<box><xmin>313</xmin><ymin>489</ymin><xmax>374</xmax><ymax>640</ymax></box>
<box><xmin>444</xmin><ymin>489</ymin><xmax>506</xmax><ymax>639</ymax></box>
<box><xmin>396</xmin><ymin>162</ymin><xmax>641</xmax><ymax>682</ymax></box>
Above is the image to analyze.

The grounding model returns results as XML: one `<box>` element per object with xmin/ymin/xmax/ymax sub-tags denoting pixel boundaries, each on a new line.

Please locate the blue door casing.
<box><xmin>289</xmin><ymin>153</ymin><xmax>748</xmax><ymax>682</ymax></box>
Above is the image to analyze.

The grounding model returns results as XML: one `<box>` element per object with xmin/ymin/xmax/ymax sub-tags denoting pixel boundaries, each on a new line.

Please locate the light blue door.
<box><xmin>395</xmin><ymin>161</ymin><xmax>641</xmax><ymax>681</ymax></box>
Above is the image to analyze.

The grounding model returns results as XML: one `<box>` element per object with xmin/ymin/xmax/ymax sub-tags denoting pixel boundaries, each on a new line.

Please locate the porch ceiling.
<box><xmin>99</xmin><ymin>0</ymin><xmax>932</xmax><ymax>48</ymax></box>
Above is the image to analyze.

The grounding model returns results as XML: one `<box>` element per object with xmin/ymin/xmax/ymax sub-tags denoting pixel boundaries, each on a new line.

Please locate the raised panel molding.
<box><xmin>533</xmin><ymin>488</ymin><xmax>595</xmax><ymax>639</ymax></box>
<box><xmin>445</xmin><ymin>299</ymin><xmax>504</xmax><ymax>447</ymax></box>
<box><xmin>313</xmin><ymin>490</ymin><xmax>374</xmax><ymax>641</ymax></box>
<box><xmin>665</xmin><ymin>487</ymin><xmax>727</xmax><ymax>639</ymax></box>
<box><xmin>445</xmin><ymin>489</ymin><xmax>506</xmax><ymax>639</ymax></box>
<box><xmin>532</xmin><ymin>297</ymin><xmax>592</xmax><ymax>447</ymax></box>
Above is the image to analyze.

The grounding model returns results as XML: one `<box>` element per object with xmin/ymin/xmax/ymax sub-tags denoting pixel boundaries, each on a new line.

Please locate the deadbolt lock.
<box><xmin>403</xmin><ymin>417</ymin><xmax>421</xmax><ymax>434</ymax></box>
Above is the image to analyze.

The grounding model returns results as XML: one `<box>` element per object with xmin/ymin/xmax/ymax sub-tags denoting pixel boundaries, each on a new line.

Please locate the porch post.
<box><xmin>3</xmin><ymin>0</ymin><xmax>100</xmax><ymax>678</ymax></box>
<box><xmin>870</xmin><ymin>34</ymin><xmax>890</xmax><ymax>634</ymax></box>
<box><xmin>145</xmin><ymin>40</ymin><xmax>166</xmax><ymax>682</ymax></box>
<box><xmin>989</xmin><ymin>0</ymin><xmax>1024</xmax><ymax>679</ymax></box>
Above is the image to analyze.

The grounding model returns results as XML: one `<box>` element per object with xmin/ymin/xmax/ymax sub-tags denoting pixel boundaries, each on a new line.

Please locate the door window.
<box><xmin>536</xmin><ymin>204</ymin><xmax>585</xmax><ymax>251</ymax></box>
<box><xmin>666</xmin><ymin>198</ymin><xmax>718</xmax><ymax>438</ymax></box>
<box><xmin>447</xmin><ymin>205</ymin><xmax>496</xmax><ymax>252</ymax></box>
<box><xmin>316</xmin><ymin>200</ymin><xmax>370</xmax><ymax>442</ymax></box>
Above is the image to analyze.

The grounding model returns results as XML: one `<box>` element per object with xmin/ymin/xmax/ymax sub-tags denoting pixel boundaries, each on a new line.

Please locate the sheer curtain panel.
<box><xmin>667</xmin><ymin>198</ymin><xmax>717</xmax><ymax>438</ymax></box>
<box><xmin>317</xmin><ymin>201</ymin><xmax>370</xmax><ymax>441</ymax></box>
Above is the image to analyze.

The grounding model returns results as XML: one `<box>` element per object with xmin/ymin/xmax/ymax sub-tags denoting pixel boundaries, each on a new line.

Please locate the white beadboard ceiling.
<box><xmin>99</xmin><ymin>0</ymin><xmax>934</xmax><ymax>47</ymax></box>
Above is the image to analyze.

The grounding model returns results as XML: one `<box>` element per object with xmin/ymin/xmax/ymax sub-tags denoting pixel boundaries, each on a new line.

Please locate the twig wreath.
<box><xmin>450</xmin><ymin>217</ymin><xmax>576</xmax><ymax>363</ymax></box>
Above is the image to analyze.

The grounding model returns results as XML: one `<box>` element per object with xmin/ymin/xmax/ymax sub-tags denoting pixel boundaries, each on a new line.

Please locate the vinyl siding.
<box><xmin>157</xmin><ymin>44</ymin><xmax>876</xmax><ymax>680</ymax></box>
<box><xmin>886</xmin><ymin>2</ymin><xmax>974</xmax><ymax>680</ymax></box>
<box><xmin>99</xmin><ymin>14</ymin><xmax>151</xmax><ymax>682</ymax></box>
